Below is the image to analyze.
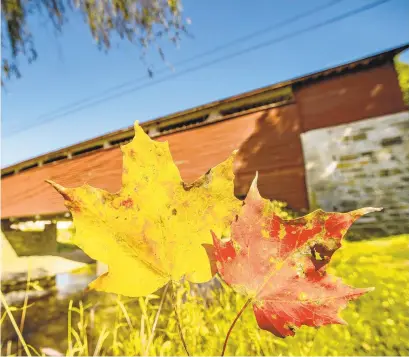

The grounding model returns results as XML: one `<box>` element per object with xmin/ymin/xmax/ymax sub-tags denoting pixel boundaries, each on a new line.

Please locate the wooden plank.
<box><xmin>295</xmin><ymin>63</ymin><xmax>407</xmax><ymax>131</ymax></box>
<box><xmin>1</xmin><ymin>148</ymin><xmax>124</xmax><ymax>218</ymax></box>
<box><xmin>234</xmin><ymin>105</ymin><xmax>304</xmax><ymax>174</ymax></box>
<box><xmin>235</xmin><ymin>166</ymin><xmax>308</xmax><ymax>211</ymax></box>
<box><xmin>1</xmin><ymin>104</ymin><xmax>308</xmax><ymax>218</ymax></box>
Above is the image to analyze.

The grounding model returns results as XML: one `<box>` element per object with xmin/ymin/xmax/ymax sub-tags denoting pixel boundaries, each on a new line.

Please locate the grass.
<box><xmin>2</xmin><ymin>234</ymin><xmax>409</xmax><ymax>356</ymax></box>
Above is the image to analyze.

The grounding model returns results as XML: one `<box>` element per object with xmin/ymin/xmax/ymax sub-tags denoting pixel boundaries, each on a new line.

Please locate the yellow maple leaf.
<box><xmin>47</xmin><ymin>122</ymin><xmax>242</xmax><ymax>297</ymax></box>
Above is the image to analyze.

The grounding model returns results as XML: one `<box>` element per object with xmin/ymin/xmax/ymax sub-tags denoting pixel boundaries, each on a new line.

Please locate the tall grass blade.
<box><xmin>0</xmin><ymin>291</ymin><xmax>31</xmax><ymax>356</ymax></box>
<box><xmin>144</xmin><ymin>282</ymin><xmax>170</xmax><ymax>356</ymax></box>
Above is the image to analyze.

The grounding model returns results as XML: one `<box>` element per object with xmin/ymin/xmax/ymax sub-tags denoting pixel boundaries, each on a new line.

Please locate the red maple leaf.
<box><xmin>211</xmin><ymin>178</ymin><xmax>380</xmax><ymax>342</ymax></box>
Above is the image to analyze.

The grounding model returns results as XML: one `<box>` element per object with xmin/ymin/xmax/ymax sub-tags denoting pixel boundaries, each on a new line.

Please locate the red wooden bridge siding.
<box><xmin>296</xmin><ymin>62</ymin><xmax>406</xmax><ymax>130</ymax></box>
<box><xmin>1</xmin><ymin>52</ymin><xmax>407</xmax><ymax>219</ymax></box>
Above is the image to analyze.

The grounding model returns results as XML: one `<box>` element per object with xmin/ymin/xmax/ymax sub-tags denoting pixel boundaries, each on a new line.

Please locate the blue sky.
<box><xmin>1</xmin><ymin>0</ymin><xmax>409</xmax><ymax>168</ymax></box>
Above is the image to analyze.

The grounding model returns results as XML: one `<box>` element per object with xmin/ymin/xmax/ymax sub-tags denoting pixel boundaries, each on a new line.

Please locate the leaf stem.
<box><xmin>221</xmin><ymin>298</ymin><xmax>252</xmax><ymax>357</ymax></box>
<box><xmin>171</xmin><ymin>282</ymin><xmax>190</xmax><ymax>356</ymax></box>
<box><xmin>144</xmin><ymin>282</ymin><xmax>170</xmax><ymax>355</ymax></box>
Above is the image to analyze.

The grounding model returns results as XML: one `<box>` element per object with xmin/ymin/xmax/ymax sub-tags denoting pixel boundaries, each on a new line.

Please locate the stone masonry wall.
<box><xmin>301</xmin><ymin>111</ymin><xmax>409</xmax><ymax>236</ymax></box>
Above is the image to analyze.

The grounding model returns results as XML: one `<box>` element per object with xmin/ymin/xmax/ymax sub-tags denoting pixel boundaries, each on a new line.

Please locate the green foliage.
<box><xmin>1</xmin><ymin>0</ymin><xmax>185</xmax><ymax>83</ymax></box>
<box><xmin>64</xmin><ymin>234</ymin><xmax>409</xmax><ymax>356</ymax></box>
<box><xmin>3</xmin><ymin>234</ymin><xmax>407</xmax><ymax>356</ymax></box>
<box><xmin>267</xmin><ymin>199</ymin><xmax>297</xmax><ymax>220</ymax></box>
<box><xmin>395</xmin><ymin>58</ymin><xmax>409</xmax><ymax>106</ymax></box>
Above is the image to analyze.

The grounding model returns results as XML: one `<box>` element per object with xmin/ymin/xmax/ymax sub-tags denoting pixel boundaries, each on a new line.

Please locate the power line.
<box><xmin>27</xmin><ymin>0</ymin><xmax>345</xmax><ymax>123</ymax></box>
<box><xmin>8</xmin><ymin>0</ymin><xmax>391</xmax><ymax>136</ymax></box>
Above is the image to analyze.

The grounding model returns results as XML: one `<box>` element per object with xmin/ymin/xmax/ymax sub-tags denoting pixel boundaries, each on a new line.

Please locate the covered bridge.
<box><xmin>2</xmin><ymin>44</ymin><xmax>409</xmax><ymax>247</ymax></box>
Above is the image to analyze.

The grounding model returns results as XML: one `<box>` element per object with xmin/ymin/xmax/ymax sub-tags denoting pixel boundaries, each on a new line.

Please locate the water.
<box><xmin>55</xmin><ymin>264</ymin><xmax>97</xmax><ymax>298</ymax></box>
<box><xmin>1</xmin><ymin>263</ymin><xmax>99</xmax><ymax>355</ymax></box>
